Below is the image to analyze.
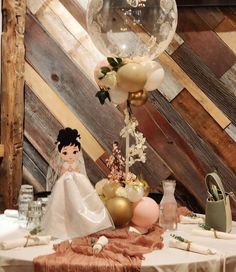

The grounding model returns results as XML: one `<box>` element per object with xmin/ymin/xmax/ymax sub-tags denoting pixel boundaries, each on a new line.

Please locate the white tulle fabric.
<box><xmin>41</xmin><ymin>172</ymin><xmax>114</xmax><ymax>239</ymax></box>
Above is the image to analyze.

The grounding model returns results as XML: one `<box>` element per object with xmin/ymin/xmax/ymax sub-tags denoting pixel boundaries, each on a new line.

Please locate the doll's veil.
<box><xmin>46</xmin><ymin>146</ymin><xmax>87</xmax><ymax>191</ymax></box>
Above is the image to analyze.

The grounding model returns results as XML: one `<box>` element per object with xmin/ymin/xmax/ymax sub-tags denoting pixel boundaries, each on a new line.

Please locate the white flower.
<box><xmin>116</xmin><ymin>187</ymin><xmax>127</xmax><ymax>198</ymax></box>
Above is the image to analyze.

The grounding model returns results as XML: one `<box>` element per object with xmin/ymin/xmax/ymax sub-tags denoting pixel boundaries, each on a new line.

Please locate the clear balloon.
<box><xmin>87</xmin><ymin>0</ymin><xmax>178</xmax><ymax>61</ymax></box>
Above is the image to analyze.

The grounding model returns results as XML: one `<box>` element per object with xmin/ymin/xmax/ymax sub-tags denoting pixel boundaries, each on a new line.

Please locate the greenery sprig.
<box><xmin>186</xmin><ymin>213</ymin><xmax>197</xmax><ymax>218</ymax></box>
<box><xmin>198</xmin><ymin>223</ymin><xmax>211</xmax><ymax>230</ymax></box>
<box><xmin>170</xmin><ymin>234</ymin><xmax>191</xmax><ymax>243</ymax></box>
<box><xmin>95</xmin><ymin>57</ymin><xmax>124</xmax><ymax>105</ymax></box>
<box><xmin>29</xmin><ymin>226</ymin><xmax>43</xmax><ymax>235</ymax></box>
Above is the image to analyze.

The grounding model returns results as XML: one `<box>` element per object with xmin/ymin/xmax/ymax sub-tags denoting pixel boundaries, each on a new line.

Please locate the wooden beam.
<box><xmin>0</xmin><ymin>145</ymin><xmax>4</xmax><ymax>157</ymax></box>
<box><xmin>0</xmin><ymin>0</ymin><xmax>26</xmax><ymax>209</ymax></box>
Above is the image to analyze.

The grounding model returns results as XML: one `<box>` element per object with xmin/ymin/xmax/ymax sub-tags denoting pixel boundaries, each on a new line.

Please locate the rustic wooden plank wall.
<box><xmin>0</xmin><ymin>0</ymin><xmax>26</xmax><ymax>210</ymax></box>
<box><xmin>7</xmin><ymin>0</ymin><xmax>235</xmax><ymax>216</ymax></box>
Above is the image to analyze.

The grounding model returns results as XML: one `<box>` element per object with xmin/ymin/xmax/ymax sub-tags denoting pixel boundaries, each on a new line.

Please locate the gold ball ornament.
<box><xmin>128</xmin><ymin>90</ymin><xmax>148</xmax><ymax>107</ymax></box>
<box><xmin>103</xmin><ymin>182</ymin><xmax>120</xmax><ymax>199</ymax></box>
<box><xmin>106</xmin><ymin>197</ymin><xmax>133</xmax><ymax>227</ymax></box>
<box><xmin>138</xmin><ymin>178</ymin><xmax>150</xmax><ymax>197</ymax></box>
<box><xmin>116</xmin><ymin>63</ymin><xmax>147</xmax><ymax>92</ymax></box>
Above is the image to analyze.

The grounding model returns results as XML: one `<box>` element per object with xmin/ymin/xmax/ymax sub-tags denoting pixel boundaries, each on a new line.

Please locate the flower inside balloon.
<box><xmin>94</xmin><ymin>57</ymin><xmax>165</xmax><ymax>106</ymax></box>
<box><xmin>87</xmin><ymin>0</ymin><xmax>178</xmax><ymax>61</ymax></box>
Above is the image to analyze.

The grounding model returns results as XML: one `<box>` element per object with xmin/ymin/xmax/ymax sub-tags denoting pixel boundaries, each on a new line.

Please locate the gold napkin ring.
<box><xmin>24</xmin><ymin>235</ymin><xmax>30</xmax><ymax>247</ymax></box>
<box><xmin>213</xmin><ymin>229</ymin><xmax>218</xmax><ymax>239</ymax></box>
<box><xmin>186</xmin><ymin>241</ymin><xmax>192</xmax><ymax>251</ymax></box>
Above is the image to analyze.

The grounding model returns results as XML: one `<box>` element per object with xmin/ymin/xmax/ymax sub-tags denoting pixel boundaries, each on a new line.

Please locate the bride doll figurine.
<box><xmin>41</xmin><ymin>127</ymin><xmax>114</xmax><ymax>239</ymax></box>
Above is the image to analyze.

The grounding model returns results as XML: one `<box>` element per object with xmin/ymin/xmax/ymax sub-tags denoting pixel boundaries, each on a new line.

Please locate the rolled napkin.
<box><xmin>0</xmin><ymin>235</ymin><xmax>51</xmax><ymax>250</ymax></box>
<box><xmin>128</xmin><ymin>226</ymin><xmax>148</xmax><ymax>234</ymax></box>
<box><xmin>4</xmin><ymin>209</ymin><xmax>19</xmax><ymax>218</ymax></box>
<box><xmin>169</xmin><ymin>238</ymin><xmax>216</xmax><ymax>255</ymax></box>
<box><xmin>180</xmin><ymin>215</ymin><xmax>204</xmax><ymax>224</ymax></box>
<box><xmin>93</xmin><ymin>235</ymin><xmax>108</xmax><ymax>253</ymax></box>
<box><xmin>192</xmin><ymin>229</ymin><xmax>236</xmax><ymax>240</ymax></box>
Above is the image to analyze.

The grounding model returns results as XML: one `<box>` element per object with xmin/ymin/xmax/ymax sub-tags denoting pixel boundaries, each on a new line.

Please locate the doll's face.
<box><xmin>60</xmin><ymin>144</ymin><xmax>79</xmax><ymax>164</ymax></box>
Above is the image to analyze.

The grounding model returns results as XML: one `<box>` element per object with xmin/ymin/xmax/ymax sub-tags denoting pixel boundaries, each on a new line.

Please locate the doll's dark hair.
<box><xmin>56</xmin><ymin>127</ymin><xmax>81</xmax><ymax>152</ymax></box>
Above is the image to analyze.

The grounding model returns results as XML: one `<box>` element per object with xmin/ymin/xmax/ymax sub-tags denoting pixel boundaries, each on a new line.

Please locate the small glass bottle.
<box><xmin>18</xmin><ymin>185</ymin><xmax>34</xmax><ymax>223</ymax></box>
<box><xmin>27</xmin><ymin>200</ymin><xmax>42</xmax><ymax>230</ymax></box>
<box><xmin>159</xmin><ymin>180</ymin><xmax>178</xmax><ymax>231</ymax></box>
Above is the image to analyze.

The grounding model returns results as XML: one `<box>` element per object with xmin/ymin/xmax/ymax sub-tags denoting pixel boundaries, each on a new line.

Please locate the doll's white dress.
<box><xmin>41</xmin><ymin>162</ymin><xmax>114</xmax><ymax>239</ymax></box>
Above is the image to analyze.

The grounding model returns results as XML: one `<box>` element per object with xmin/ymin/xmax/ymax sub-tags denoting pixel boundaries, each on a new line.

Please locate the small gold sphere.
<box><xmin>128</xmin><ymin>90</ymin><xmax>148</xmax><ymax>107</ymax></box>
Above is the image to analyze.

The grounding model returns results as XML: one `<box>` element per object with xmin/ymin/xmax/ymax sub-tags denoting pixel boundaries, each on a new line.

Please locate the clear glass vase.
<box><xmin>159</xmin><ymin>180</ymin><xmax>178</xmax><ymax>231</ymax></box>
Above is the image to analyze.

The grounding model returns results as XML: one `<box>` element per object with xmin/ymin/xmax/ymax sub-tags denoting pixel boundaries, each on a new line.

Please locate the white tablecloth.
<box><xmin>0</xmin><ymin>214</ymin><xmax>236</xmax><ymax>272</ymax></box>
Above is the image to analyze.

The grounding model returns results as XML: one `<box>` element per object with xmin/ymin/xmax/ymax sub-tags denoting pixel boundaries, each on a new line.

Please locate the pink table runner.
<box><xmin>34</xmin><ymin>224</ymin><xmax>163</xmax><ymax>272</ymax></box>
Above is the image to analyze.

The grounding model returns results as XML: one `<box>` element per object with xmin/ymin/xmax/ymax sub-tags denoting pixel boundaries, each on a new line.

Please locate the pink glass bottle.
<box><xmin>159</xmin><ymin>180</ymin><xmax>178</xmax><ymax>231</ymax></box>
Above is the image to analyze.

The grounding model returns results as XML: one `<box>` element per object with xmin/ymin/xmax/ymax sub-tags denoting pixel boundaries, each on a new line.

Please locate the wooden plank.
<box><xmin>220</xmin><ymin>7</ymin><xmax>236</xmax><ymax>27</ymax></box>
<box><xmin>225</xmin><ymin>124</ymin><xmax>236</xmax><ymax>143</ymax></box>
<box><xmin>177</xmin><ymin>8</ymin><xmax>236</xmax><ymax>78</ymax></box>
<box><xmin>27</xmin><ymin>0</ymin><xmax>53</xmax><ymax>14</ymax></box>
<box><xmin>24</xmin><ymin>84</ymin><xmax>106</xmax><ymax>185</ymax></box>
<box><xmin>23</xmin><ymin>166</ymin><xmax>45</xmax><ymax>193</ymax></box>
<box><xmin>23</xmin><ymin>152</ymin><xmax>46</xmax><ymax>190</ymax></box>
<box><xmin>58</xmin><ymin>0</ymin><xmax>87</xmax><ymax>30</ymax></box>
<box><xmin>158</xmin><ymin>64</ymin><xmax>184</xmax><ymax>102</ymax></box>
<box><xmin>23</xmin><ymin>138</ymin><xmax>48</xmax><ymax>181</ymax></box>
<box><xmin>215</xmin><ymin>17</ymin><xmax>236</xmax><ymax>54</ymax></box>
<box><xmin>25</xmin><ymin>13</ymin><xmax>172</xmax><ymax>188</ymax></box>
<box><xmin>220</xmin><ymin>63</ymin><xmax>236</xmax><ymax>96</ymax></box>
<box><xmin>172</xmin><ymin>89</ymin><xmax>236</xmax><ymax>173</ymax></box>
<box><xmin>165</xmin><ymin>33</ymin><xmax>184</xmax><ymax>55</ymax></box>
<box><xmin>0</xmin><ymin>145</ymin><xmax>4</xmax><ymax>157</ymax></box>
<box><xmin>27</xmin><ymin>0</ymin><xmax>104</xmax><ymax>81</ymax></box>
<box><xmin>25</xmin><ymin>62</ymin><xmax>104</xmax><ymax>162</ymax></box>
<box><xmin>159</xmin><ymin>53</ymin><xmax>230</xmax><ymax>129</ymax></box>
<box><xmin>172</xmin><ymin>43</ymin><xmax>236</xmax><ymax>125</ymax></box>
<box><xmin>149</xmin><ymin>91</ymin><xmax>236</xmax><ymax>194</ymax></box>
<box><xmin>0</xmin><ymin>0</ymin><xmax>26</xmax><ymax>209</ymax></box>
<box><xmin>194</xmin><ymin>7</ymin><xmax>225</xmax><ymax>29</ymax></box>
<box><xmin>131</xmin><ymin>102</ymin><xmax>207</xmax><ymax>209</ymax></box>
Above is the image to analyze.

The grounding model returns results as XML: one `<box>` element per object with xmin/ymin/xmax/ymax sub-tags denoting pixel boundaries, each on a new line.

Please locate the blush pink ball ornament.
<box><xmin>131</xmin><ymin>197</ymin><xmax>159</xmax><ymax>228</ymax></box>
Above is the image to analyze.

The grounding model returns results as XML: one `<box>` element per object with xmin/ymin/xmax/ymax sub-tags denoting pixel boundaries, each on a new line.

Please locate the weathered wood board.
<box><xmin>172</xmin><ymin>89</ymin><xmax>236</xmax><ymax>173</ymax></box>
<box><xmin>0</xmin><ymin>0</ymin><xmax>26</xmax><ymax>209</ymax></box>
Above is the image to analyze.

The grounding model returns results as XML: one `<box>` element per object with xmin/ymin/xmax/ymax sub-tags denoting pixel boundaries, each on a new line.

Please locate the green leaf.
<box><xmin>101</xmin><ymin>66</ymin><xmax>111</xmax><ymax>75</ymax></box>
<box><xmin>199</xmin><ymin>223</ymin><xmax>211</xmax><ymax>230</ymax></box>
<box><xmin>186</xmin><ymin>213</ymin><xmax>197</xmax><ymax>218</ymax></box>
<box><xmin>210</xmin><ymin>184</ymin><xmax>220</xmax><ymax>201</ymax></box>
<box><xmin>116</xmin><ymin>58</ymin><xmax>123</xmax><ymax>65</ymax></box>
<box><xmin>29</xmin><ymin>226</ymin><xmax>43</xmax><ymax>235</ymax></box>
<box><xmin>95</xmin><ymin>90</ymin><xmax>111</xmax><ymax>105</ymax></box>
<box><xmin>107</xmin><ymin>57</ymin><xmax>118</xmax><ymax>67</ymax></box>
<box><xmin>170</xmin><ymin>234</ymin><xmax>185</xmax><ymax>242</ymax></box>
